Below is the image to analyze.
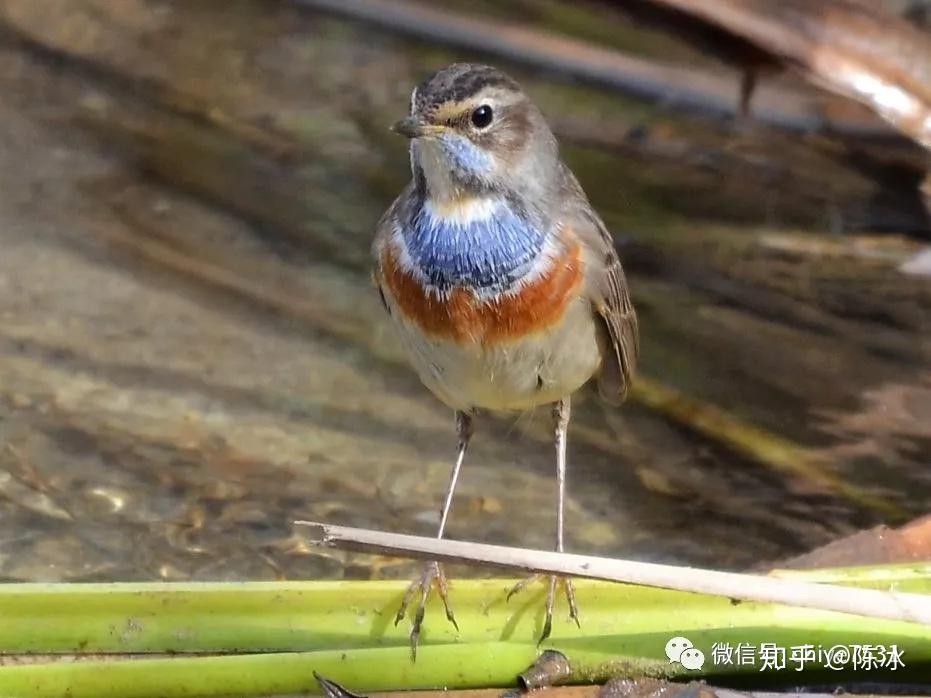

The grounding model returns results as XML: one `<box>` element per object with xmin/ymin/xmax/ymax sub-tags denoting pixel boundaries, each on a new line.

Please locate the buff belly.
<box><xmin>388</xmin><ymin>295</ymin><xmax>602</xmax><ymax>411</ymax></box>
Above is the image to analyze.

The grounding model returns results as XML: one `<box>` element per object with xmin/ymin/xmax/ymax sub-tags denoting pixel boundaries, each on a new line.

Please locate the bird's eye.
<box><xmin>471</xmin><ymin>105</ymin><xmax>493</xmax><ymax>129</ymax></box>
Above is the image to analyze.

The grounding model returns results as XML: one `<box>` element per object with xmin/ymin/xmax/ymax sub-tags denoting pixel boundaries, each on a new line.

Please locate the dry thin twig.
<box><xmin>296</xmin><ymin>521</ymin><xmax>931</xmax><ymax>626</ymax></box>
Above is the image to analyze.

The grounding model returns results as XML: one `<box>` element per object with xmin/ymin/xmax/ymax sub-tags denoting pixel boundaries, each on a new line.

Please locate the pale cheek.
<box><xmin>414</xmin><ymin>140</ymin><xmax>455</xmax><ymax>199</ymax></box>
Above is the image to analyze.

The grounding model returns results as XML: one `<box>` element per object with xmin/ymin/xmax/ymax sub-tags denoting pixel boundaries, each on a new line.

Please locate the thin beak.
<box><xmin>391</xmin><ymin>117</ymin><xmax>441</xmax><ymax>139</ymax></box>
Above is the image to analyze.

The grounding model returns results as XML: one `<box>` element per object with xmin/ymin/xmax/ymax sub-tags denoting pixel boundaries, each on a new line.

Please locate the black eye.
<box><xmin>471</xmin><ymin>105</ymin><xmax>493</xmax><ymax>128</ymax></box>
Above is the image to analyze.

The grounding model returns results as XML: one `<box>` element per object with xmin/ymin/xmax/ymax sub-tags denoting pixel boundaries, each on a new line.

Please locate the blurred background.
<box><xmin>0</xmin><ymin>0</ymin><xmax>928</xmax><ymax>584</ymax></box>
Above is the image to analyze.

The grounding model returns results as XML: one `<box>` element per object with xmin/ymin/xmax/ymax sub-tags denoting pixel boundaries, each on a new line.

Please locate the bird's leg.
<box><xmin>507</xmin><ymin>396</ymin><xmax>579</xmax><ymax>643</ymax></box>
<box><xmin>395</xmin><ymin>410</ymin><xmax>472</xmax><ymax>658</ymax></box>
<box><xmin>551</xmin><ymin>397</ymin><xmax>580</xmax><ymax>630</ymax></box>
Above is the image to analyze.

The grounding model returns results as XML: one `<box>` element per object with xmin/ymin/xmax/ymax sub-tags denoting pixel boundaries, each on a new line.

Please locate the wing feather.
<box><xmin>561</xmin><ymin>168</ymin><xmax>639</xmax><ymax>404</ymax></box>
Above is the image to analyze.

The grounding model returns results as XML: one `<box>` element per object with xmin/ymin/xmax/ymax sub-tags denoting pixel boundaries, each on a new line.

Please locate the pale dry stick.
<box><xmin>295</xmin><ymin>521</ymin><xmax>931</xmax><ymax>626</ymax></box>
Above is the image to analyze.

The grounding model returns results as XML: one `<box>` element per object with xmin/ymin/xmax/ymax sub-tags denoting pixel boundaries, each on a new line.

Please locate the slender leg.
<box><xmin>551</xmin><ymin>398</ymin><xmax>579</xmax><ymax>628</ymax></box>
<box><xmin>395</xmin><ymin>410</ymin><xmax>472</xmax><ymax>658</ymax></box>
<box><xmin>438</xmin><ymin>411</ymin><xmax>472</xmax><ymax>540</ymax></box>
<box><xmin>508</xmin><ymin>397</ymin><xmax>579</xmax><ymax>643</ymax></box>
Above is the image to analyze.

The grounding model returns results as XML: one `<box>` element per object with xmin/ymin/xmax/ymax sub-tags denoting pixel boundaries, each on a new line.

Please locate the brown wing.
<box><xmin>562</xmin><ymin>168</ymin><xmax>639</xmax><ymax>404</ymax></box>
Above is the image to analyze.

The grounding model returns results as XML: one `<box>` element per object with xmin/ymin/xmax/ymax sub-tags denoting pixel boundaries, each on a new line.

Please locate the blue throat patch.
<box><xmin>442</xmin><ymin>135</ymin><xmax>492</xmax><ymax>174</ymax></box>
<box><xmin>402</xmin><ymin>198</ymin><xmax>546</xmax><ymax>292</ymax></box>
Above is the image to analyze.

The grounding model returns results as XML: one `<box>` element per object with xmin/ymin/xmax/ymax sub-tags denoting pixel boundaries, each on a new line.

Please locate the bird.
<box><xmin>371</xmin><ymin>63</ymin><xmax>639</xmax><ymax>655</ymax></box>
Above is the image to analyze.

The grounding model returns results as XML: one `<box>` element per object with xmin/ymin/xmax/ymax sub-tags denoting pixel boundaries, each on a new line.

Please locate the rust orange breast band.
<box><xmin>381</xmin><ymin>238</ymin><xmax>583</xmax><ymax>344</ymax></box>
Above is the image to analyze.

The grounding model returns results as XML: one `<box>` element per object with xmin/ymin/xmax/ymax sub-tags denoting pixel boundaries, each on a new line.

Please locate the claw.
<box><xmin>395</xmin><ymin>576</ymin><xmax>420</xmax><ymax>626</ymax></box>
<box><xmin>506</xmin><ymin>573</ymin><xmax>541</xmax><ymax>602</ymax></box>
<box><xmin>395</xmin><ymin>561</ymin><xmax>458</xmax><ymax>659</ymax></box>
<box><xmin>565</xmin><ymin>577</ymin><xmax>580</xmax><ymax>628</ymax></box>
<box><xmin>540</xmin><ymin>575</ymin><xmax>557</xmax><ymax>644</ymax></box>
<box><xmin>508</xmin><ymin>574</ymin><xmax>580</xmax><ymax>644</ymax></box>
<box><xmin>435</xmin><ymin>563</ymin><xmax>459</xmax><ymax>630</ymax></box>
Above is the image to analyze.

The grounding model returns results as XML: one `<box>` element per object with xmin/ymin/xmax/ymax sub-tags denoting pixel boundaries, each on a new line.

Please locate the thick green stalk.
<box><xmin>0</xmin><ymin>570</ymin><xmax>928</xmax><ymax>695</ymax></box>
<box><xmin>0</xmin><ymin>644</ymin><xmax>538</xmax><ymax>697</ymax></box>
<box><xmin>772</xmin><ymin>563</ymin><xmax>931</xmax><ymax>586</ymax></box>
<box><xmin>1</xmin><ymin>573</ymin><xmax>928</xmax><ymax>654</ymax></box>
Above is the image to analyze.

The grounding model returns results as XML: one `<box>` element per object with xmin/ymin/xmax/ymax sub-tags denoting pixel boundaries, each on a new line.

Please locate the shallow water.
<box><xmin>0</xmin><ymin>0</ymin><xmax>928</xmax><ymax>584</ymax></box>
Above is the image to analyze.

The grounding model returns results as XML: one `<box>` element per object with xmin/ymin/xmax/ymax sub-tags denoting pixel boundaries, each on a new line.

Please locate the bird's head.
<box><xmin>394</xmin><ymin>63</ymin><xmax>559</xmax><ymax>209</ymax></box>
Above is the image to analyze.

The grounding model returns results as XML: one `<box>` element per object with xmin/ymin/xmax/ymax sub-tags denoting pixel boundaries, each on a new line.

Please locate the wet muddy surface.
<box><xmin>0</xmin><ymin>0</ymin><xmax>928</xmax><ymax>583</ymax></box>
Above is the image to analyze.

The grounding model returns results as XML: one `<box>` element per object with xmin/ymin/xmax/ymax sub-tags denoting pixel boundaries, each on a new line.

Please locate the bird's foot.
<box><xmin>395</xmin><ymin>560</ymin><xmax>458</xmax><ymax>659</ymax></box>
<box><xmin>507</xmin><ymin>573</ymin><xmax>580</xmax><ymax>644</ymax></box>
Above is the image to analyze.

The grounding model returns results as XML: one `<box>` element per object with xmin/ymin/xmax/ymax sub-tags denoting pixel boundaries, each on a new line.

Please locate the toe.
<box><xmin>507</xmin><ymin>574</ymin><xmax>541</xmax><ymax>601</ymax></box>
<box><xmin>395</xmin><ymin>576</ymin><xmax>421</xmax><ymax>625</ymax></box>
<box><xmin>564</xmin><ymin>578</ymin><xmax>581</xmax><ymax>627</ymax></box>
<box><xmin>395</xmin><ymin>561</ymin><xmax>460</xmax><ymax>659</ymax></box>
<box><xmin>435</xmin><ymin>565</ymin><xmax>459</xmax><ymax>629</ymax></box>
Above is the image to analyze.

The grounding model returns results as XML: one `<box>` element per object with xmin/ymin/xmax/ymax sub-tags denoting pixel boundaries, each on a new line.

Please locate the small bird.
<box><xmin>372</xmin><ymin>63</ymin><xmax>638</xmax><ymax>654</ymax></box>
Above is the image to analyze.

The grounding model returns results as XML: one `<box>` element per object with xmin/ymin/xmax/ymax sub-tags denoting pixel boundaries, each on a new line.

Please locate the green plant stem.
<box><xmin>0</xmin><ymin>573</ymin><xmax>929</xmax><ymax>696</ymax></box>
<box><xmin>0</xmin><ymin>643</ymin><xmax>538</xmax><ymax>697</ymax></box>
<box><xmin>0</xmin><ymin>575</ymin><xmax>928</xmax><ymax>654</ymax></box>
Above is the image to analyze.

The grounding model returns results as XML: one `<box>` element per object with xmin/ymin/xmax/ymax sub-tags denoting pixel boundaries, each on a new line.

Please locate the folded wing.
<box><xmin>561</xmin><ymin>167</ymin><xmax>639</xmax><ymax>404</ymax></box>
